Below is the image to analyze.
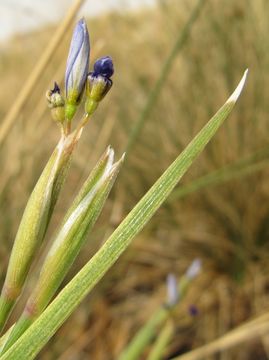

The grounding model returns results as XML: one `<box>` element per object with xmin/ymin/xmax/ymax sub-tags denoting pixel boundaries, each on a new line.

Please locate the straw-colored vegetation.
<box><xmin>0</xmin><ymin>0</ymin><xmax>269</xmax><ymax>358</ymax></box>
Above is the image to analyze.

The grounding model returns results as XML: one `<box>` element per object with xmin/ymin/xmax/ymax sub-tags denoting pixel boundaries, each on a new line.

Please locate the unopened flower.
<box><xmin>46</xmin><ymin>83</ymin><xmax>64</xmax><ymax>108</ymax></box>
<box><xmin>93</xmin><ymin>56</ymin><xmax>114</xmax><ymax>78</ymax></box>
<box><xmin>65</xmin><ymin>18</ymin><xmax>90</xmax><ymax>120</ymax></box>
<box><xmin>166</xmin><ymin>273</ymin><xmax>179</xmax><ymax>307</ymax></box>
<box><xmin>85</xmin><ymin>56</ymin><xmax>114</xmax><ymax>115</ymax></box>
<box><xmin>46</xmin><ymin>82</ymin><xmax>65</xmax><ymax>123</ymax></box>
<box><xmin>186</xmin><ymin>259</ymin><xmax>202</xmax><ymax>280</ymax></box>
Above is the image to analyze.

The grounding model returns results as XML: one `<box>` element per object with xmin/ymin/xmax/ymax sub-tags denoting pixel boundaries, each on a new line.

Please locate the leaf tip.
<box><xmin>107</xmin><ymin>146</ymin><xmax>115</xmax><ymax>165</ymax></box>
<box><xmin>120</xmin><ymin>152</ymin><xmax>126</xmax><ymax>163</ymax></box>
<box><xmin>227</xmin><ymin>68</ymin><xmax>248</xmax><ymax>104</ymax></box>
<box><xmin>109</xmin><ymin>153</ymin><xmax>125</xmax><ymax>176</ymax></box>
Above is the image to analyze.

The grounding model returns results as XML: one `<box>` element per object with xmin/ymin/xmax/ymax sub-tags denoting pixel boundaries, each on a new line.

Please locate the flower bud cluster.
<box><xmin>46</xmin><ymin>19</ymin><xmax>114</xmax><ymax>129</ymax></box>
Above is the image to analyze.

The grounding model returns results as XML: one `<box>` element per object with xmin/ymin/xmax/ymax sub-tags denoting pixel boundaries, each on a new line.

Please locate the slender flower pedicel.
<box><xmin>65</xmin><ymin>18</ymin><xmax>90</xmax><ymax>121</ymax></box>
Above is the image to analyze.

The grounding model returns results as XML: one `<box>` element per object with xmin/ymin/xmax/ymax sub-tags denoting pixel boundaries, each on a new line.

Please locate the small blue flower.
<box><xmin>65</xmin><ymin>18</ymin><xmax>90</xmax><ymax>105</ymax></box>
<box><xmin>93</xmin><ymin>56</ymin><xmax>114</xmax><ymax>79</ymax></box>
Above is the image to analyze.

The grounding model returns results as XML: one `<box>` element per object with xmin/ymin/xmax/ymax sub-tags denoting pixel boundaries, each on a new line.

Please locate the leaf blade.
<box><xmin>0</xmin><ymin>70</ymin><xmax>248</xmax><ymax>360</ymax></box>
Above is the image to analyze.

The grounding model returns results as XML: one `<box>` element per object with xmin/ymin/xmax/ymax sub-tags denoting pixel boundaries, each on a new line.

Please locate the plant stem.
<box><xmin>119</xmin><ymin>307</ymin><xmax>169</xmax><ymax>360</ymax></box>
<box><xmin>147</xmin><ymin>320</ymin><xmax>174</xmax><ymax>360</ymax></box>
<box><xmin>0</xmin><ymin>299</ymin><xmax>15</xmax><ymax>333</ymax></box>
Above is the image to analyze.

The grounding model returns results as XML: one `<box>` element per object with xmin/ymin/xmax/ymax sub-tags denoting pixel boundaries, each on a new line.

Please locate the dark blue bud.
<box><xmin>65</xmin><ymin>18</ymin><xmax>90</xmax><ymax>112</ymax></box>
<box><xmin>46</xmin><ymin>82</ymin><xmax>64</xmax><ymax>108</ymax></box>
<box><xmin>189</xmin><ymin>305</ymin><xmax>199</xmax><ymax>317</ymax></box>
<box><xmin>51</xmin><ymin>82</ymin><xmax>61</xmax><ymax>94</ymax></box>
<box><xmin>46</xmin><ymin>82</ymin><xmax>65</xmax><ymax>123</ymax></box>
<box><xmin>93</xmin><ymin>56</ymin><xmax>114</xmax><ymax>79</ymax></box>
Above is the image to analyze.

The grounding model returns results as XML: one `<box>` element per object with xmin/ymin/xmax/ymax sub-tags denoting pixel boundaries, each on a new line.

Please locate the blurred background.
<box><xmin>0</xmin><ymin>0</ymin><xmax>269</xmax><ymax>358</ymax></box>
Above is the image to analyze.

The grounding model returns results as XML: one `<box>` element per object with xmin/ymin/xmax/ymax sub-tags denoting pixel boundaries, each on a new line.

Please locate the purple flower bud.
<box><xmin>65</xmin><ymin>18</ymin><xmax>90</xmax><ymax>105</ymax></box>
<box><xmin>46</xmin><ymin>82</ymin><xmax>65</xmax><ymax>108</ymax></box>
<box><xmin>166</xmin><ymin>273</ymin><xmax>179</xmax><ymax>307</ymax></box>
<box><xmin>186</xmin><ymin>259</ymin><xmax>202</xmax><ymax>280</ymax></box>
<box><xmin>46</xmin><ymin>82</ymin><xmax>65</xmax><ymax>123</ymax></box>
<box><xmin>93</xmin><ymin>56</ymin><xmax>114</xmax><ymax>78</ymax></box>
<box><xmin>189</xmin><ymin>305</ymin><xmax>199</xmax><ymax>317</ymax></box>
<box><xmin>51</xmin><ymin>82</ymin><xmax>60</xmax><ymax>94</ymax></box>
<box><xmin>84</xmin><ymin>57</ymin><xmax>114</xmax><ymax>115</ymax></box>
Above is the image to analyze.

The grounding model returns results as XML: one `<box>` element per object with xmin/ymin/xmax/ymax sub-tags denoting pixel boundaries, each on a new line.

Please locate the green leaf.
<box><xmin>0</xmin><ymin>148</ymin><xmax>123</xmax><ymax>354</ymax></box>
<box><xmin>0</xmin><ymin>70</ymin><xmax>248</xmax><ymax>360</ymax></box>
<box><xmin>0</xmin><ymin>133</ymin><xmax>76</xmax><ymax>332</ymax></box>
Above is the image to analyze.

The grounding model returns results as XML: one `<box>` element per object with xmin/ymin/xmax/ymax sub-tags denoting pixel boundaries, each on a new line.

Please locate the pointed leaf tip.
<box><xmin>120</xmin><ymin>152</ymin><xmax>126</xmax><ymax>162</ymax></box>
<box><xmin>227</xmin><ymin>69</ymin><xmax>248</xmax><ymax>104</ymax></box>
<box><xmin>107</xmin><ymin>147</ymin><xmax>114</xmax><ymax>165</ymax></box>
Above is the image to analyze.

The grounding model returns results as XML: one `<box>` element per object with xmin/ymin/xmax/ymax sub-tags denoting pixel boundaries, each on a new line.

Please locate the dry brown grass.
<box><xmin>1</xmin><ymin>0</ymin><xmax>269</xmax><ymax>358</ymax></box>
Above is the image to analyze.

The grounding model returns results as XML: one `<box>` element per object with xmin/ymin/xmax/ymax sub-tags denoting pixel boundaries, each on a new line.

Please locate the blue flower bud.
<box><xmin>85</xmin><ymin>56</ymin><xmax>114</xmax><ymax>116</ymax></box>
<box><xmin>93</xmin><ymin>56</ymin><xmax>114</xmax><ymax>78</ymax></box>
<box><xmin>65</xmin><ymin>18</ymin><xmax>90</xmax><ymax>120</ymax></box>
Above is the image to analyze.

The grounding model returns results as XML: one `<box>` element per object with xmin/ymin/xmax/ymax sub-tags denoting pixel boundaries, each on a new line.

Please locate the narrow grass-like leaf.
<box><xmin>0</xmin><ymin>326</ymin><xmax>14</xmax><ymax>354</ymax></box>
<box><xmin>0</xmin><ymin>133</ymin><xmax>79</xmax><ymax>332</ymax></box>
<box><xmin>169</xmin><ymin>157</ymin><xmax>268</xmax><ymax>202</ymax></box>
<box><xmin>1</xmin><ymin>148</ymin><xmax>123</xmax><ymax>354</ymax></box>
<box><xmin>119</xmin><ymin>307</ymin><xmax>170</xmax><ymax>360</ymax></box>
<box><xmin>0</xmin><ymin>70</ymin><xmax>248</xmax><ymax>360</ymax></box>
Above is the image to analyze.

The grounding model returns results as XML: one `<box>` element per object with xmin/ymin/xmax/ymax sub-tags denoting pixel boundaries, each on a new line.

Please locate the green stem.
<box><xmin>119</xmin><ymin>307</ymin><xmax>169</xmax><ymax>360</ymax></box>
<box><xmin>147</xmin><ymin>320</ymin><xmax>174</xmax><ymax>360</ymax></box>
<box><xmin>0</xmin><ymin>298</ymin><xmax>15</xmax><ymax>332</ymax></box>
<box><xmin>119</xmin><ymin>275</ymin><xmax>192</xmax><ymax>360</ymax></box>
